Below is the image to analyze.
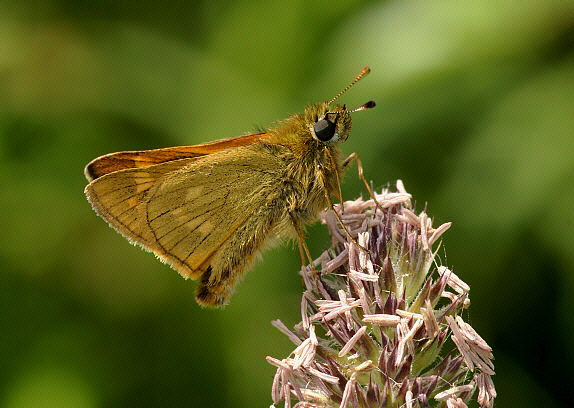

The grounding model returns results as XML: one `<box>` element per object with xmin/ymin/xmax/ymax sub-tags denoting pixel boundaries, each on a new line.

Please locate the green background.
<box><xmin>1</xmin><ymin>0</ymin><xmax>573</xmax><ymax>406</ymax></box>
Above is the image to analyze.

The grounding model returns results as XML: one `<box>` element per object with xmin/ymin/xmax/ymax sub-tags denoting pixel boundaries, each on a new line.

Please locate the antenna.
<box><xmin>349</xmin><ymin>100</ymin><xmax>376</xmax><ymax>113</ymax></box>
<box><xmin>327</xmin><ymin>67</ymin><xmax>371</xmax><ymax>105</ymax></box>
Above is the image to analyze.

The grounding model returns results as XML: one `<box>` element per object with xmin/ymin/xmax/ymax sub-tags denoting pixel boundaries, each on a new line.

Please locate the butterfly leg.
<box><xmin>290</xmin><ymin>213</ymin><xmax>314</xmax><ymax>267</ymax></box>
<box><xmin>343</xmin><ymin>152</ymin><xmax>384</xmax><ymax>213</ymax></box>
<box><xmin>319</xmin><ymin>148</ymin><xmax>367</xmax><ymax>252</ymax></box>
<box><xmin>322</xmin><ymin>189</ymin><xmax>369</xmax><ymax>253</ymax></box>
<box><xmin>290</xmin><ymin>213</ymin><xmax>325</xmax><ymax>294</ymax></box>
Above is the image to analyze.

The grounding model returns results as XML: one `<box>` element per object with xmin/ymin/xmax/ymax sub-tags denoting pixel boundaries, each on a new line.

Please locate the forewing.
<box><xmin>85</xmin><ymin>133</ymin><xmax>268</xmax><ymax>181</ymax></box>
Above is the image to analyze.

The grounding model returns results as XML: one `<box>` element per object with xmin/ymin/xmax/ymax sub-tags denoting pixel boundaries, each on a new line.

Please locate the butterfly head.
<box><xmin>306</xmin><ymin>103</ymin><xmax>352</xmax><ymax>146</ymax></box>
<box><xmin>306</xmin><ymin>99</ymin><xmax>375</xmax><ymax>146</ymax></box>
<box><xmin>306</xmin><ymin>67</ymin><xmax>375</xmax><ymax>147</ymax></box>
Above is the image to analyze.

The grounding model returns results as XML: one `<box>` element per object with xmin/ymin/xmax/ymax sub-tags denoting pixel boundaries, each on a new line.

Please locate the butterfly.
<box><xmin>85</xmin><ymin>67</ymin><xmax>375</xmax><ymax>307</ymax></box>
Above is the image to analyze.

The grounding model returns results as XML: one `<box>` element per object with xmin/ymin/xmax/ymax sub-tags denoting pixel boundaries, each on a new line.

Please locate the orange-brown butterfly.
<box><xmin>84</xmin><ymin>67</ymin><xmax>375</xmax><ymax>307</ymax></box>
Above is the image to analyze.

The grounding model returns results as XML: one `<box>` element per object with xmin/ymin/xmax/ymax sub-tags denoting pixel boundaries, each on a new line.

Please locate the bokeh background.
<box><xmin>1</xmin><ymin>0</ymin><xmax>573</xmax><ymax>407</ymax></box>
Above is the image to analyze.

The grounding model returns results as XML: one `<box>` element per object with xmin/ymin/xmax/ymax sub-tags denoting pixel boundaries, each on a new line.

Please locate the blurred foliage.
<box><xmin>1</xmin><ymin>0</ymin><xmax>573</xmax><ymax>407</ymax></box>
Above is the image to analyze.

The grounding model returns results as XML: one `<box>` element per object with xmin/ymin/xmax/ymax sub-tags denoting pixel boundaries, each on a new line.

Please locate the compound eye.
<box><xmin>313</xmin><ymin>118</ymin><xmax>336</xmax><ymax>141</ymax></box>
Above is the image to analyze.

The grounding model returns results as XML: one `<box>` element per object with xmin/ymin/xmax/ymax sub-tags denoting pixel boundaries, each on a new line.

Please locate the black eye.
<box><xmin>314</xmin><ymin>118</ymin><xmax>336</xmax><ymax>141</ymax></box>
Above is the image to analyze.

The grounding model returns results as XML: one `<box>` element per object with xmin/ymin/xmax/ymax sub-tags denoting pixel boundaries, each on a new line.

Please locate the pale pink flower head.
<box><xmin>268</xmin><ymin>181</ymin><xmax>496</xmax><ymax>408</ymax></box>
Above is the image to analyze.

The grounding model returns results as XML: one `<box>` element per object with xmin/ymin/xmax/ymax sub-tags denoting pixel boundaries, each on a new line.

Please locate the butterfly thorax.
<box><xmin>258</xmin><ymin>102</ymin><xmax>352</xmax><ymax>228</ymax></box>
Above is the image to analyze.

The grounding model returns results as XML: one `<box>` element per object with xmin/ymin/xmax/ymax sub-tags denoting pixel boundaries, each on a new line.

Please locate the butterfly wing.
<box><xmin>84</xmin><ymin>133</ymin><xmax>268</xmax><ymax>181</ymax></box>
<box><xmin>85</xmin><ymin>158</ymin><xmax>198</xmax><ymax>266</ymax></box>
<box><xmin>85</xmin><ymin>140</ymin><xmax>287</xmax><ymax>307</ymax></box>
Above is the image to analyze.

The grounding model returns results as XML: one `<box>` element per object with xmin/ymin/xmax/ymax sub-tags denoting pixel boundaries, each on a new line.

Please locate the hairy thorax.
<box><xmin>273</xmin><ymin>140</ymin><xmax>343</xmax><ymax>228</ymax></box>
